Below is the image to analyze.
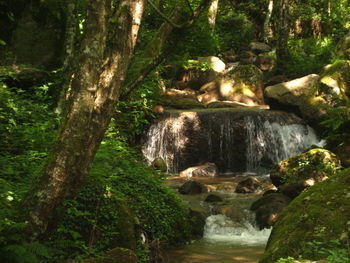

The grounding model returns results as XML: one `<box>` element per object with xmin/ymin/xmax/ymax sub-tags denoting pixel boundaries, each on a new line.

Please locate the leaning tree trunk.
<box><xmin>25</xmin><ymin>0</ymin><xmax>145</xmax><ymax>240</ymax></box>
<box><xmin>273</xmin><ymin>0</ymin><xmax>290</xmax><ymax>71</ymax></box>
<box><xmin>263</xmin><ymin>0</ymin><xmax>273</xmax><ymax>41</ymax></box>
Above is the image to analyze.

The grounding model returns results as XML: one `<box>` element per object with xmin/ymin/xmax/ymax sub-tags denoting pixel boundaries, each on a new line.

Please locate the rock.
<box><xmin>204</xmin><ymin>194</ymin><xmax>223</xmax><ymax>202</ymax></box>
<box><xmin>336</xmin><ymin>31</ymin><xmax>350</xmax><ymax>58</ymax></box>
<box><xmin>198</xmin><ymin>56</ymin><xmax>226</xmax><ymax>73</ymax></box>
<box><xmin>235</xmin><ymin>177</ymin><xmax>260</xmax><ymax>193</ymax></box>
<box><xmin>255</xmin><ymin>55</ymin><xmax>275</xmax><ymax>71</ymax></box>
<box><xmin>214</xmin><ymin>205</ymin><xmax>244</xmax><ymax>223</ymax></box>
<box><xmin>250</xmin><ymin>193</ymin><xmax>291</xmax><ymax>229</ymax></box>
<box><xmin>270</xmin><ymin>148</ymin><xmax>342</xmax><ymax>199</ymax></box>
<box><xmin>249</xmin><ymin>42</ymin><xmax>272</xmax><ymax>54</ymax></box>
<box><xmin>188</xmin><ymin>209</ymin><xmax>206</xmax><ymax>238</ymax></box>
<box><xmin>197</xmin><ymin>81</ymin><xmax>221</xmax><ymax>104</ymax></box>
<box><xmin>179</xmin><ymin>163</ymin><xmax>219</xmax><ymax>178</ymax></box>
<box><xmin>178</xmin><ymin>180</ymin><xmax>208</xmax><ymax>195</ymax></box>
<box><xmin>218</xmin><ymin>64</ymin><xmax>265</xmax><ymax>105</ymax></box>
<box><xmin>151</xmin><ymin>157</ymin><xmax>167</xmax><ymax>172</ymax></box>
<box><xmin>320</xmin><ymin>60</ymin><xmax>350</xmax><ymax>102</ymax></box>
<box><xmin>265</xmin><ymin>75</ymin><xmax>289</xmax><ymax>86</ymax></box>
<box><xmin>239</xmin><ymin>51</ymin><xmax>257</xmax><ymax>64</ymax></box>
<box><xmin>80</xmin><ymin>247</ymin><xmax>137</xmax><ymax>263</ymax></box>
<box><xmin>163</xmin><ymin>88</ymin><xmax>198</xmax><ymax>99</ymax></box>
<box><xmin>328</xmin><ymin>139</ymin><xmax>350</xmax><ymax>168</ymax></box>
<box><xmin>259</xmin><ymin>168</ymin><xmax>350</xmax><ymax>263</ymax></box>
<box><xmin>206</xmin><ymin>100</ymin><xmax>270</xmax><ymax>109</ymax></box>
<box><xmin>265</xmin><ymin>74</ymin><xmax>328</xmax><ymax>123</ymax></box>
<box><xmin>158</xmin><ymin>95</ymin><xmax>205</xmax><ymax>109</ymax></box>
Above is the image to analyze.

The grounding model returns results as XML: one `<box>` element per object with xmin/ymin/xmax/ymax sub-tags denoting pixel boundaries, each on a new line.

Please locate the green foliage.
<box><xmin>276</xmin><ymin>257</ymin><xmax>296</xmax><ymax>263</ymax></box>
<box><xmin>47</xmin><ymin>139</ymin><xmax>192</xmax><ymax>262</ymax></box>
<box><xmin>216</xmin><ymin>9</ymin><xmax>255</xmax><ymax>52</ymax></box>
<box><xmin>284</xmin><ymin>37</ymin><xmax>336</xmax><ymax>77</ymax></box>
<box><xmin>304</xmin><ymin>239</ymin><xmax>350</xmax><ymax>263</ymax></box>
<box><xmin>321</xmin><ymin>103</ymin><xmax>350</xmax><ymax>141</ymax></box>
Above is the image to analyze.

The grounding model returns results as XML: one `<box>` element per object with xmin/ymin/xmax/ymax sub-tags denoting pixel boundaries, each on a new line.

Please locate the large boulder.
<box><xmin>219</xmin><ymin>64</ymin><xmax>265</xmax><ymax>105</ymax></box>
<box><xmin>197</xmin><ymin>65</ymin><xmax>265</xmax><ymax>105</ymax></box>
<box><xmin>320</xmin><ymin>60</ymin><xmax>350</xmax><ymax>102</ymax></box>
<box><xmin>179</xmin><ymin>163</ymin><xmax>219</xmax><ymax>178</ymax></box>
<box><xmin>178</xmin><ymin>180</ymin><xmax>208</xmax><ymax>195</ymax></box>
<box><xmin>260</xmin><ymin>168</ymin><xmax>350</xmax><ymax>263</ymax></box>
<box><xmin>265</xmin><ymin>74</ymin><xmax>327</xmax><ymax>123</ymax></box>
<box><xmin>270</xmin><ymin>148</ymin><xmax>342</xmax><ymax>199</ymax></box>
<box><xmin>250</xmin><ymin>193</ymin><xmax>291</xmax><ymax>229</ymax></box>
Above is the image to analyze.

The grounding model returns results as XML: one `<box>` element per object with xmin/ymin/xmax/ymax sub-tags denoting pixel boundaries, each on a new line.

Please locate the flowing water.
<box><xmin>142</xmin><ymin>109</ymin><xmax>324</xmax><ymax>174</ymax></box>
<box><xmin>164</xmin><ymin>176</ymin><xmax>273</xmax><ymax>263</ymax></box>
<box><xmin>142</xmin><ymin>108</ymin><xmax>324</xmax><ymax>262</ymax></box>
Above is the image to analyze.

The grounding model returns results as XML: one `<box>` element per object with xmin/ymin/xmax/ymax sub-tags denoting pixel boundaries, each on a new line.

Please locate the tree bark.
<box><xmin>25</xmin><ymin>0</ymin><xmax>145</xmax><ymax>240</ymax></box>
<box><xmin>208</xmin><ymin>0</ymin><xmax>219</xmax><ymax>32</ymax></box>
<box><xmin>273</xmin><ymin>0</ymin><xmax>290</xmax><ymax>71</ymax></box>
<box><xmin>263</xmin><ymin>0</ymin><xmax>273</xmax><ymax>41</ymax></box>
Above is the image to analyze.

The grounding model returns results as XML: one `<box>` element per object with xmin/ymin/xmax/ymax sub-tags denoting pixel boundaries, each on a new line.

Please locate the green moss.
<box><xmin>260</xmin><ymin>168</ymin><xmax>350</xmax><ymax>263</ymax></box>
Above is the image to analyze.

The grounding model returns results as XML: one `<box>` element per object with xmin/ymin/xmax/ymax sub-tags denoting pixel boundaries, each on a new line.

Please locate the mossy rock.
<box><xmin>259</xmin><ymin>168</ymin><xmax>350</xmax><ymax>263</ymax></box>
<box><xmin>320</xmin><ymin>60</ymin><xmax>350</xmax><ymax>102</ymax></box>
<box><xmin>80</xmin><ymin>247</ymin><xmax>137</xmax><ymax>263</ymax></box>
<box><xmin>264</xmin><ymin>74</ymin><xmax>329</xmax><ymax>124</ymax></box>
<box><xmin>270</xmin><ymin>148</ymin><xmax>342</xmax><ymax>199</ymax></box>
<box><xmin>219</xmin><ymin>64</ymin><xmax>264</xmax><ymax>105</ymax></box>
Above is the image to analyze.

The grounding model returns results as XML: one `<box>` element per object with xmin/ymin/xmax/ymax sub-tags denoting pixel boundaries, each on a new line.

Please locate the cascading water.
<box><xmin>146</xmin><ymin>108</ymin><xmax>324</xmax><ymax>262</ymax></box>
<box><xmin>142</xmin><ymin>108</ymin><xmax>324</xmax><ymax>174</ymax></box>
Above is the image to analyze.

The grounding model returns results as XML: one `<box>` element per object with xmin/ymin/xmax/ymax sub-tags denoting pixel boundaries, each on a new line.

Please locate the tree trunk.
<box><xmin>273</xmin><ymin>0</ymin><xmax>290</xmax><ymax>71</ymax></box>
<box><xmin>25</xmin><ymin>0</ymin><xmax>145</xmax><ymax>240</ymax></box>
<box><xmin>263</xmin><ymin>0</ymin><xmax>273</xmax><ymax>41</ymax></box>
<box><xmin>208</xmin><ymin>0</ymin><xmax>219</xmax><ymax>32</ymax></box>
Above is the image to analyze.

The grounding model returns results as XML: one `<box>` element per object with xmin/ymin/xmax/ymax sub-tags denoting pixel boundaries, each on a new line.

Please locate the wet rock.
<box><xmin>250</xmin><ymin>193</ymin><xmax>291</xmax><ymax>229</ymax></box>
<box><xmin>179</xmin><ymin>163</ymin><xmax>219</xmax><ymax>178</ymax></box>
<box><xmin>270</xmin><ymin>148</ymin><xmax>342</xmax><ymax>199</ymax></box>
<box><xmin>204</xmin><ymin>194</ymin><xmax>223</xmax><ymax>203</ymax></box>
<box><xmin>235</xmin><ymin>177</ymin><xmax>260</xmax><ymax>193</ymax></box>
<box><xmin>178</xmin><ymin>180</ymin><xmax>208</xmax><ymax>195</ymax></box>
<box><xmin>197</xmin><ymin>81</ymin><xmax>221</xmax><ymax>104</ymax></box>
<box><xmin>260</xmin><ymin>168</ymin><xmax>350</xmax><ymax>263</ymax></box>
<box><xmin>81</xmin><ymin>247</ymin><xmax>137</xmax><ymax>263</ymax></box>
<box><xmin>214</xmin><ymin>205</ymin><xmax>244</xmax><ymax>223</ymax></box>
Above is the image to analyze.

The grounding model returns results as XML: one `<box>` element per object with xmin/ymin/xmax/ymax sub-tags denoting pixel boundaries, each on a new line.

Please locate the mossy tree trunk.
<box><xmin>25</xmin><ymin>0</ymin><xmax>145</xmax><ymax>240</ymax></box>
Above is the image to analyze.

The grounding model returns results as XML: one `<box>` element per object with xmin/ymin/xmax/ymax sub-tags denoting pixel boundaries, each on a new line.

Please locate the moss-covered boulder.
<box><xmin>270</xmin><ymin>148</ymin><xmax>342</xmax><ymax>199</ymax></box>
<box><xmin>218</xmin><ymin>64</ymin><xmax>265</xmax><ymax>105</ymax></box>
<box><xmin>320</xmin><ymin>60</ymin><xmax>350</xmax><ymax>102</ymax></box>
<box><xmin>259</xmin><ymin>168</ymin><xmax>350</xmax><ymax>263</ymax></box>
<box><xmin>265</xmin><ymin>74</ymin><xmax>328</xmax><ymax>123</ymax></box>
<box><xmin>80</xmin><ymin>247</ymin><xmax>137</xmax><ymax>263</ymax></box>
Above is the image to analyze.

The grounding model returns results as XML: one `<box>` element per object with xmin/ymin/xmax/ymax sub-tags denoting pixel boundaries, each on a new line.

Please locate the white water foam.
<box><xmin>203</xmin><ymin>214</ymin><xmax>272</xmax><ymax>246</ymax></box>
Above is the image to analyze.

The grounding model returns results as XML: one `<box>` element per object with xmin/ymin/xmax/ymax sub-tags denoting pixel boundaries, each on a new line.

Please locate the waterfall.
<box><xmin>142</xmin><ymin>109</ymin><xmax>324</xmax><ymax>174</ymax></box>
<box><xmin>203</xmin><ymin>214</ymin><xmax>271</xmax><ymax>245</ymax></box>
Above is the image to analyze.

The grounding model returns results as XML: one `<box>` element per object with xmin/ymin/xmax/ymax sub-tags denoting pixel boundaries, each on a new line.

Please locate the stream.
<box><xmin>164</xmin><ymin>175</ymin><xmax>273</xmax><ymax>263</ymax></box>
<box><xmin>142</xmin><ymin>108</ymin><xmax>324</xmax><ymax>262</ymax></box>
